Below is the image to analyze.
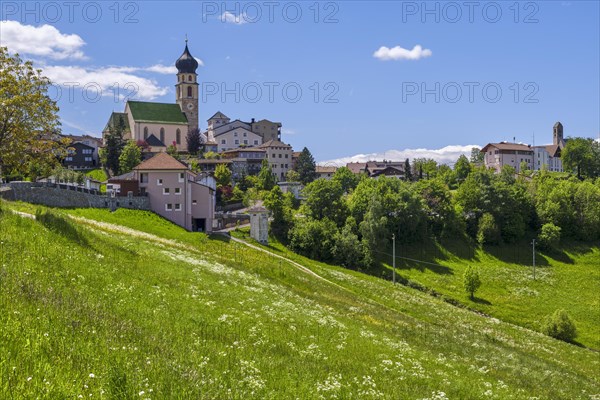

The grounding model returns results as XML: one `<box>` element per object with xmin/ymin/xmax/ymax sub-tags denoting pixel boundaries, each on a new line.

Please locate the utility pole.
<box><xmin>392</xmin><ymin>233</ymin><xmax>396</xmax><ymax>284</ymax></box>
<box><xmin>532</xmin><ymin>238</ymin><xmax>536</xmax><ymax>280</ymax></box>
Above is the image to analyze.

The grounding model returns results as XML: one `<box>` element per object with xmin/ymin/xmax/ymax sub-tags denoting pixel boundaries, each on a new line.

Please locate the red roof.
<box><xmin>134</xmin><ymin>152</ymin><xmax>188</xmax><ymax>170</ymax></box>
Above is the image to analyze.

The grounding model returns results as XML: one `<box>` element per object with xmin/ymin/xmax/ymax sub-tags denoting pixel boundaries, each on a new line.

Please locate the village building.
<box><xmin>259</xmin><ymin>139</ymin><xmax>293</xmax><ymax>181</ymax></box>
<box><xmin>205</xmin><ymin>112</ymin><xmax>282</xmax><ymax>152</ymax></box>
<box><xmin>481</xmin><ymin>122</ymin><xmax>565</xmax><ymax>173</ymax></box>
<box><xmin>131</xmin><ymin>153</ymin><xmax>215</xmax><ymax>232</ymax></box>
<box><xmin>315</xmin><ymin>166</ymin><xmax>337</xmax><ymax>180</ymax></box>
<box><xmin>103</xmin><ymin>41</ymin><xmax>200</xmax><ymax>153</ymax></box>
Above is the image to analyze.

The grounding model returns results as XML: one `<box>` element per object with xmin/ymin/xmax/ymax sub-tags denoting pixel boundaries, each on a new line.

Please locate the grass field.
<box><xmin>232</xmin><ymin>228</ymin><xmax>600</xmax><ymax>350</ymax></box>
<box><xmin>1</xmin><ymin>202</ymin><xmax>599</xmax><ymax>398</ymax></box>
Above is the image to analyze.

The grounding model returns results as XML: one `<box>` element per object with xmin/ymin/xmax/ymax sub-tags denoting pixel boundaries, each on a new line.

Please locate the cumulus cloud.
<box><xmin>0</xmin><ymin>20</ymin><xmax>86</xmax><ymax>60</ymax></box>
<box><xmin>221</xmin><ymin>11</ymin><xmax>248</xmax><ymax>24</ymax></box>
<box><xmin>373</xmin><ymin>44</ymin><xmax>432</xmax><ymax>61</ymax></box>
<box><xmin>42</xmin><ymin>65</ymin><xmax>169</xmax><ymax>101</ymax></box>
<box><xmin>319</xmin><ymin>145</ymin><xmax>479</xmax><ymax>167</ymax></box>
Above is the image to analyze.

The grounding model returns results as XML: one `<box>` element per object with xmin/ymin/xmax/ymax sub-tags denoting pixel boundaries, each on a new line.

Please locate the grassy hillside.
<box><xmin>1</xmin><ymin>202</ymin><xmax>599</xmax><ymax>398</ymax></box>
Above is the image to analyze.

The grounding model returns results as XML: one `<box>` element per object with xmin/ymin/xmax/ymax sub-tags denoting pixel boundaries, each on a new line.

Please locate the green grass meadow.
<box><xmin>1</xmin><ymin>202</ymin><xmax>599</xmax><ymax>398</ymax></box>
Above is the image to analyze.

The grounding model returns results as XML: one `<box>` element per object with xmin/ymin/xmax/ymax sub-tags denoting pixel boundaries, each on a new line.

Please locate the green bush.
<box><xmin>538</xmin><ymin>223</ymin><xmax>561</xmax><ymax>250</ymax></box>
<box><xmin>463</xmin><ymin>265</ymin><xmax>481</xmax><ymax>300</ymax></box>
<box><xmin>542</xmin><ymin>309</ymin><xmax>577</xmax><ymax>342</ymax></box>
<box><xmin>477</xmin><ymin>213</ymin><xmax>501</xmax><ymax>245</ymax></box>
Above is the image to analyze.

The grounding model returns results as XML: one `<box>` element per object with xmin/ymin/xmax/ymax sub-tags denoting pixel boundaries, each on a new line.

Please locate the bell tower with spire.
<box><xmin>175</xmin><ymin>37</ymin><xmax>199</xmax><ymax>133</ymax></box>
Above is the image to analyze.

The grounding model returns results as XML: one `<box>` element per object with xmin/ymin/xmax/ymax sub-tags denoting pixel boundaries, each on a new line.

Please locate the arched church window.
<box><xmin>176</xmin><ymin>129</ymin><xmax>181</xmax><ymax>145</ymax></box>
<box><xmin>189</xmin><ymin>75</ymin><xmax>192</xmax><ymax>82</ymax></box>
<box><xmin>143</xmin><ymin>127</ymin><xmax>148</xmax><ymax>140</ymax></box>
<box><xmin>160</xmin><ymin>128</ymin><xmax>165</xmax><ymax>143</ymax></box>
<box><xmin>187</xmin><ymin>86</ymin><xmax>192</xmax><ymax>97</ymax></box>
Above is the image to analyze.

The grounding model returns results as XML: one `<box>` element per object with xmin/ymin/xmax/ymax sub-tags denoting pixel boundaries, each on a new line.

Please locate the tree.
<box><xmin>454</xmin><ymin>155</ymin><xmax>471</xmax><ymax>183</ymax></box>
<box><xmin>214</xmin><ymin>164</ymin><xmax>232</xmax><ymax>187</ymax></box>
<box><xmin>101</xmin><ymin>115</ymin><xmax>126</xmax><ymax>176</ymax></box>
<box><xmin>257</xmin><ymin>159</ymin><xmax>276</xmax><ymax>191</ymax></box>
<box><xmin>0</xmin><ymin>47</ymin><xmax>62</xmax><ymax>178</ymax></box>
<box><xmin>541</xmin><ymin>309</ymin><xmax>577</xmax><ymax>342</ymax></box>
<box><xmin>167</xmin><ymin>144</ymin><xmax>180</xmax><ymax>160</ymax></box>
<box><xmin>562</xmin><ymin>137</ymin><xmax>596</xmax><ymax>179</ymax></box>
<box><xmin>286</xmin><ymin>169</ymin><xmax>300</xmax><ymax>182</ymax></box>
<box><xmin>289</xmin><ymin>218</ymin><xmax>338</xmax><ymax>262</ymax></box>
<box><xmin>538</xmin><ymin>223</ymin><xmax>561</xmax><ymax>250</ymax></box>
<box><xmin>404</xmin><ymin>158</ymin><xmax>413</xmax><ymax>181</ymax></box>
<box><xmin>119</xmin><ymin>140</ymin><xmax>142</xmax><ymax>174</ymax></box>
<box><xmin>302</xmin><ymin>178</ymin><xmax>347</xmax><ymax>225</ymax></box>
<box><xmin>333</xmin><ymin>220</ymin><xmax>365</xmax><ymax>268</ymax></box>
<box><xmin>463</xmin><ymin>266</ymin><xmax>481</xmax><ymax>300</ymax></box>
<box><xmin>186</xmin><ymin>128</ymin><xmax>203</xmax><ymax>155</ymax></box>
<box><xmin>263</xmin><ymin>185</ymin><xmax>294</xmax><ymax>242</ymax></box>
<box><xmin>332</xmin><ymin>166</ymin><xmax>359</xmax><ymax>193</ymax></box>
<box><xmin>359</xmin><ymin>198</ymin><xmax>389</xmax><ymax>266</ymax></box>
<box><xmin>477</xmin><ymin>212</ymin><xmax>501</xmax><ymax>245</ymax></box>
<box><xmin>294</xmin><ymin>147</ymin><xmax>317</xmax><ymax>185</ymax></box>
<box><xmin>203</xmin><ymin>151</ymin><xmax>220</xmax><ymax>160</ymax></box>
<box><xmin>470</xmin><ymin>147</ymin><xmax>484</xmax><ymax>164</ymax></box>
<box><xmin>412</xmin><ymin>158</ymin><xmax>437</xmax><ymax>180</ymax></box>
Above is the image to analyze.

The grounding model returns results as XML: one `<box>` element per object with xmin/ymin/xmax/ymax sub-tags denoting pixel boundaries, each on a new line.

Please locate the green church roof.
<box><xmin>127</xmin><ymin>101</ymin><xmax>188</xmax><ymax>125</ymax></box>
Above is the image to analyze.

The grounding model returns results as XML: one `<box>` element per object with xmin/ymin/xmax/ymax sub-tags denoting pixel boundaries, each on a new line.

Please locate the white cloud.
<box><xmin>373</xmin><ymin>44</ymin><xmax>432</xmax><ymax>61</ymax></box>
<box><xmin>145</xmin><ymin>64</ymin><xmax>178</xmax><ymax>74</ymax></box>
<box><xmin>42</xmin><ymin>65</ymin><xmax>169</xmax><ymax>101</ymax></box>
<box><xmin>221</xmin><ymin>11</ymin><xmax>248</xmax><ymax>24</ymax></box>
<box><xmin>319</xmin><ymin>145</ymin><xmax>479</xmax><ymax>167</ymax></box>
<box><xmin>0</xmin><ymin>20</ymin><xmax>86</xmax><ymax>60</ymax></box>
<box><xmin>282</xmin><ymin>128</ymin><xmax>297</xmax><ymax>136</ymax></box>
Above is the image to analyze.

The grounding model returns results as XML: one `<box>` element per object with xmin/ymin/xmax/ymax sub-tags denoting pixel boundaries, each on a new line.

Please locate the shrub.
<box><xmin>477</xmin><ymin>213</ymin><xmax>501</xmax><ymax>245</ymax></box>
<box><xmin>463</xmin><ymin>265</ymin><xmax>481</xmax><ymax>299</ymax></box>
<box><xmin>541</xmin><ymin>309</ymin><xmax>577</xmax><ymax>342</ymax></box>
<box><xmin>538</xmin><ymin>223</ymin><xmax>561</xmax><ymax>250</ymax></box>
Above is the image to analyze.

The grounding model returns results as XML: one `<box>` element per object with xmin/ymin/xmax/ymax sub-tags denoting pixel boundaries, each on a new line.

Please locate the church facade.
<box><xmin>103</xmin><ymin>42</ymin><xmax>200</xmax><ymax>152</ymax></box>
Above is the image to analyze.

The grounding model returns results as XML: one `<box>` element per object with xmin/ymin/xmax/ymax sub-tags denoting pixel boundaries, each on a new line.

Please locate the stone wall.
<box><xmin>0</xmin><ymin>182</ymin><xmax>149</xmax><ymax>210</ymax></box>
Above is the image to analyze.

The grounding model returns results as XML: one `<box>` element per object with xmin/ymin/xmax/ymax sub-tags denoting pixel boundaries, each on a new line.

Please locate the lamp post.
<box><xmin>392</xmin><ymin>233</ymin><xmax>396</xmax><ymax>284</ymax></box>
<box><xmin>532</xmin><ymin>238</ymin><xmax>536</xmax><ymax>280</ymax></box>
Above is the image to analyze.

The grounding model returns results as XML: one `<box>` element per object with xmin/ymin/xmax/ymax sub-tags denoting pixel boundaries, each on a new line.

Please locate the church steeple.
<box><xmin>175</xmin><ymin>38</ymin><xmax>199</xmax><ymax>132</ymax></box>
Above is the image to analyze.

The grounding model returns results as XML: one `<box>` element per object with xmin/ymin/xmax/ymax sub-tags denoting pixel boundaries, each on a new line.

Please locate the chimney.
<box><xmin>251</xmin><ymin>118</ymin><xmax>255</xmax><ymax>123</ymax></box>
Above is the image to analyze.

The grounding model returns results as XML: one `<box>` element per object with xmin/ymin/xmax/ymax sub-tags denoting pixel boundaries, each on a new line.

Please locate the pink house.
<box><xmin>134</xmin><ymin>153</ymin><xmax>215</xmax><ymax>232</ymax></box>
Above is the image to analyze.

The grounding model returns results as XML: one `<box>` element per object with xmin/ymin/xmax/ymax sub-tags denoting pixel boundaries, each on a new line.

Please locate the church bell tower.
<box><xmin>175</xmin><ymin>39</ymin><xmax>199</xmax><ymax>133</ymax></box>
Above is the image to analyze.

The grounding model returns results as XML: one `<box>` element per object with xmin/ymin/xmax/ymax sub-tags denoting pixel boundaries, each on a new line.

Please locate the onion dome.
<box><xmin>175</xmin><ymin>42</ymin><xmax>198</xmax><ymax>74</ymax></box>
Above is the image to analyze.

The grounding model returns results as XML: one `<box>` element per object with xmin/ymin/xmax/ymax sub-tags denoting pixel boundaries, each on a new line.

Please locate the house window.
<box><xmin>175</xmin><ymin>203</ymin><xmax>182</xmax><ymax>211</ymax></box>
<box><xmin>179</xmin><ymin>172</ymin><xmax>185</xmax><ymax>182</ymax></box>
<box><xmin>176</xmin><ymin>129</ymin><xmax>181</xmax><ymax>145</ymax></box>
<box><xmin>243</xmin><ymin>132</ymin><xmax>247</xmax><ymax>137</ymax></box>
<box><xmin>160</xmin><ymin>128</ymin><xmax>165</xmax><ymax>143</ymax></box>
<box><xmin>278</xmin><ymin>154</ymin><xmax>282</xmax><ymax>158</ymax></box>
<box><xmin>85</xmin><ymin>157</ymin><xmax>92</xmax><ymax>162</ymax></box>
<box><xmin>140</xmin><ymin>173</ymin><xmax>148</xmax><ymax>183</ymax></box>
<box><xmin>188</xmin><ymin>75</ymin><xmax>192</xmax><ymax>82</ymax></box>
<box><xmin>187</xmin><ymin>86</ymin><xmax>192</xmax><ymax>97</ymax></box>
<box><xmin>163</xmin><ymin>188</ymin><xmax>170</xmax><ymax>195</ymax></box>
<box><xmin>157</xmin><ymin>179</ymin><xmax>163</xmax><ymax>185</ymax></box>
<box><xmin>235</xmin><ymin>139</ymin><xmax>239</xmax><ymax>145</ymax></box>
<box><xmin>254</xmin><ymin>140</ymin><xmax>258</xmax><ymax>145</ymax></box>
<box><xmin>285</xmin><ymin>154</ymin><xmax>288</xmax><ymax>158</ymax></box>
<box><xmin>192</xmin><ymin>200</ymin><xmax>197</xmax><ymax>205</ymax></box>
<box><xmin>65</xmin><ymin>157</ymin><xmax>73</xmax><ymax>162</ymax></box>
<box><xmin>166</xmin><ymin>204</ymin><xmax>173</xmax><ymax>211</ymax></box>
<box><xmin>234</xmin><ymin>132</ymin><xmax>238</xmax><ymax>137</ymax></box>
<box><xmin>144</xmin><ymin>127</ymin><xmax>148</xmax><ymax>139</ymax></box>
<box><xmin>243</xmin><ymin>140</ymin><xmax>248</xmax><ymax>145</ymax></box>
<box><xmin>175</xmin><ymin>187</ymin><xmax>181</xmax><ymax>195</ymax></box>
<box><xmin>221</xmin><ymin>139</ymin><xmax>226</xmax><ymax>144</ymax></box>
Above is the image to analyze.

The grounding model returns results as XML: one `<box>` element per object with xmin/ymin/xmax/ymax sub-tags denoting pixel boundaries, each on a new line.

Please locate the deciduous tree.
<box><xmin>0</xmin><ymin>47</ymin><xmax>62</xmax><ymax>178</ymax></box>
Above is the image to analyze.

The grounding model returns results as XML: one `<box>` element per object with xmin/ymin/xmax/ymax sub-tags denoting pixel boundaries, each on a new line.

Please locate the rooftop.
<box><xmin>134</xmin><ymin>152</ymin><xmax>188</xmax><ymax>171</ymax></box>
<box><xmin>127</xmin><ymin>101</ymin><xmax>188</xmax><ymax>125</ymax></box>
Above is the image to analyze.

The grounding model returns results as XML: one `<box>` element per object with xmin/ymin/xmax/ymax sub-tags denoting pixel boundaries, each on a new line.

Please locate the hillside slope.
<box><xmin>1</xmin><ymin>204</ymin><xmax>599</xmax><ymax>399</ymax></box>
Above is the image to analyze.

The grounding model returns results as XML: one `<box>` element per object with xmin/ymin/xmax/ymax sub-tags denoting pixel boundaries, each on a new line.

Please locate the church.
<box><xmin>103</xmin><ymin>41</ymin><xmax>282</xmax><ymax>153</ymax></box>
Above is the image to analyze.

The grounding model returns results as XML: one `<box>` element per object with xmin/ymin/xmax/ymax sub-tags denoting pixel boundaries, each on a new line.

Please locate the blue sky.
<box><xmin>1</xmin><ymin>1</ymin><xmax>599</xmax><ymax>163</ymax></box>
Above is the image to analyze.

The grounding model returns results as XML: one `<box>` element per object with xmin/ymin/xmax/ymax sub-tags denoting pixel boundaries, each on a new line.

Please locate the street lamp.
<box><xmin>392</xmin><ymin>233</ymin><xmax>396</xmax><ymax>284</ymax></box>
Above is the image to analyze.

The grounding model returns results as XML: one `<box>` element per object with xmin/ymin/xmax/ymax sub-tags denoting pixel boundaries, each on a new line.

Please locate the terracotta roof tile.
<box><xmin>134</xmin><ymin>152</ymin><xmax>188</xmax><ymax>170</ymax></box>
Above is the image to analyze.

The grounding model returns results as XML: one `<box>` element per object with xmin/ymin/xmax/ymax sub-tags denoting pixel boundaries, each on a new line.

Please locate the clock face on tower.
<box><xmin>187</xmin><ymin>103</ymin><xmax>194</xmax><ymax>110</ymax></box>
